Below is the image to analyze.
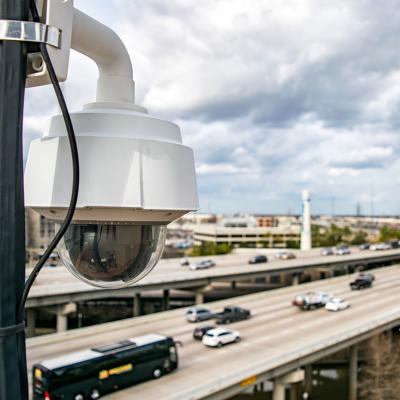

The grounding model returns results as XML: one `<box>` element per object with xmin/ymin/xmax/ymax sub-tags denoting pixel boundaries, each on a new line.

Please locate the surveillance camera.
<box><xmin>24</xmin><ymin>101</ymin><xmax>199</xmax><ymax>288</ymax></box>
<box><xmin>24</xmin><ymin>8</ymin><xmax>198</xmax><ymax>288</ymax></box>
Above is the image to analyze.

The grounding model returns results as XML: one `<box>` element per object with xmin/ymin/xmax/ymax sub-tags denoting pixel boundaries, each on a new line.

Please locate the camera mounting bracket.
<box><xmin>27</xmin><ymin>0</ymin><xmax>74</xmax><ymax>88</ymax></box>
<box><xmin>0</xmin><ymin>19</ymin><xmax>60</xmax><ymax>47</ymax></box>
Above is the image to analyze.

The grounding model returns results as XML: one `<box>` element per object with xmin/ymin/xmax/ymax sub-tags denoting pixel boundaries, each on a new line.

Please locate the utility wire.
<box><xmin>19</xmin><ymin>0</ymin><xmax>80</xmax><ymax>318</ymax></box>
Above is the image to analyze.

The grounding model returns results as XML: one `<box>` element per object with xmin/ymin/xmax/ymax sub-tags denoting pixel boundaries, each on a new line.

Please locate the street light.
<box><xmin>0</xmin><ymin>1</ymin><xmax>198</xmax><ymax>397</ymax></box>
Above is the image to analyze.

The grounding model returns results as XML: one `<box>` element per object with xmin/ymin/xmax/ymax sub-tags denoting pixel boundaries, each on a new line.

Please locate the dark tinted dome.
<box><xmin>58</xmin><ymin>223</ymin><xmax>166</xmax><ymax>288</ymax></box>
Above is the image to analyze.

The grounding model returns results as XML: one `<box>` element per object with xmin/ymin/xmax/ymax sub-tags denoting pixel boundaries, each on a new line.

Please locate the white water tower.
<box><xmin>301</xmin><ymin>190</ymin><xmax>312</xmax><ymax>250</ymax></box>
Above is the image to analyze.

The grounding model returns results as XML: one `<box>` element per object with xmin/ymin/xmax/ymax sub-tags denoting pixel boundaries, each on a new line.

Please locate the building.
<box><xmin>219</xmin><ymin>215</ymin><xmax>257</xmax><ymax>228</ymax></box>
<box><xmin>256</xmin><ymin>215</ymin><xmax>278</xmax><ymax>228</ymax></box>
<box><xmin>193</xmin><ymin>225</ymin><xmax>301</xmax><ymax>248</ymax></box>
<box><xmin>25</xmin><ymin>208</ymin><xmax>56</xmax><ymax>251</ymax></box>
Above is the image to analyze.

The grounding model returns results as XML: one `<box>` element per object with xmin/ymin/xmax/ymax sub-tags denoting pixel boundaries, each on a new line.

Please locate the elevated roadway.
<box><xmin>27</xmin><ymin>248</ymin><xmax>400</xmax><ymax>308</ymax></box>
<box><xmin>27</xmin><ymin>265</ymin><xmax>400</xmax><ymax>400</ymax></box>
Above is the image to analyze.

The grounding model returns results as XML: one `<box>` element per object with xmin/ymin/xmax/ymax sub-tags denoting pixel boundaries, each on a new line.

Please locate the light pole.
<box><xmin>0</xmin><ymin>1</ymin><xmax>29</xmax><ymax>399</ymax></box>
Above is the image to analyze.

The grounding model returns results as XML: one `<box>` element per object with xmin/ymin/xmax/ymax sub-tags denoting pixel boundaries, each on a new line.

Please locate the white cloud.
<box><xmin>23</xmin><ymin>0</ymin><xmax>400</xmax><ymax>214</ymax></box>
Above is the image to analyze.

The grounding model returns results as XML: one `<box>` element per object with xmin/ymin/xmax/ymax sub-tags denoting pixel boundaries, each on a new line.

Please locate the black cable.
<box><xmin>18</xmin><ymin>0</ymin><xmax>80</xmax><ymax>318</ymax></box>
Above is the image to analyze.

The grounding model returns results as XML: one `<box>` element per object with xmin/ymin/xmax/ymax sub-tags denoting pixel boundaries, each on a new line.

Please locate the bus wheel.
<box><xmin>90</xmin><ymin>388</ymin><xmax>101</xmax><ymax>399</ymax></box>
<box><xmin>74</xmin><ymin>394</ymin><xmax>84</xmax><ymax>400</ymax></box>
<box><xmin>153</xmin><ymin>368</ymin><xmax>162</xmax><ymax>379</ymax></box>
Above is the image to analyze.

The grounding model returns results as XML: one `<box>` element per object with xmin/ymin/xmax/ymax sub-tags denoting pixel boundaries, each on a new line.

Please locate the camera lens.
<box><xmin>57</xmin><ymin>223</ymin><xmax>166</xmax><ymax>288</ymax></box>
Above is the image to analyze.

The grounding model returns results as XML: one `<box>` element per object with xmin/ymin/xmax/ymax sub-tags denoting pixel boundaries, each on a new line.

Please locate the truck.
<box><xmin>350</xmin><ymin>273</ymin><xmax>374</xmax><ymax>290</ymax></box>
<box><xmin>292</xmin><ymin>291</ymin><xmax>332</xmax><ymax>310</ymax></box>
<box><xmin>214</xmin><ymin>306</ymin><xmax>251</xmax><ymax>324</ymax></box>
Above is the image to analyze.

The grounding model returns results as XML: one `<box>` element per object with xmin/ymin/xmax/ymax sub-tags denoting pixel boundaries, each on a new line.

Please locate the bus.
<box><xmin>33</xmin><ymin>333</ymin><xmax>180</xmax><ymax>400</ymax></box>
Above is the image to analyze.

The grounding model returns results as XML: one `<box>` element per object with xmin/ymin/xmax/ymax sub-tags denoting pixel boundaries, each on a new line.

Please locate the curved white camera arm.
<box><xmin>27</xmin><ymin>1</ymin><xmax>135</xmax><ymax>105</ymax></box>
<box><xmin>71</xmin><ymin>9</ymin><xmax>135</xmax><ymax>105</ymax></box>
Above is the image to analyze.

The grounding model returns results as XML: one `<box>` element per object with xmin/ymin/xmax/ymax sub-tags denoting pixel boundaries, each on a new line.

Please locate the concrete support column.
<box><xmin>195</xmin><ymin>290</ymin><xmax>204</xmax><ymax>305</ymax></box>
<box><xmin>44</xmin><ymin>302</ymin><xmax>77</xmax><ymax>333</ymax></box>
<box><xmin>26</xmin><ymin>308</ymin><xmax>36</xmax><ymax>338</ymax></box>
<box><xmin>292</xmin><ymin>274</ymin><xmax>300</xmax><ymax>286</ymax></box>
<box><xmin>273</xmin><ymin>381</ymin><xmax>285</xmax><ymax>400</ymax></box>
<box><xmin>162</xmin><ymin>289</ymin><xmax>170</xmax><ymax>311</ymax></box>
<box><xmin>349</xmin><ymin>345</ymin><xmax>358</xmax><ymax>400</ymax></box>
<box><xmin>56</xmin><ymin>312</ymin><xmax>68</xmax><ymax>332</ymax></box>
<box><xmin>133</xmin><ymin>293</ymin><xmax>141</xmax><ymax>317</ymax></box>
<box><xmin>274</xmin><ymin>369</ymin><xmax>305</xmax><ymax>400</ymax></box>
<box><xmin>289</xmin><ymin>383</ymin><xmax>298</xmax><ymax>400</ymax></box>
<box><xmin>304</xmin><ymin>365</ymin><xmax>313</xmax><ymax>394</ymax></box>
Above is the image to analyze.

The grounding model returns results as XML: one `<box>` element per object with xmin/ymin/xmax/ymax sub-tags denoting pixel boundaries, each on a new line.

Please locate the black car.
<box><xmin>193</xmin><ymin>326</ymin><xmax>215</xmax><ymax>340</ymax></box>
<box><xmin>248</xmin><ymin>255</ymin><xmax>268</xmax><ymax>264</ymax></box>
<box><xmin>359</xmin><ymin>243</ymin><xmax>370</xmax><ymax>250</ymax></box>
<box><xmin>386</xmin><ymin>240</ymin><xmax>400</xmax><ymax>249</ymax></box>
<box><xmin>350</xmin><ymin>273</ymin><xmax>374</xmax><ymax>290</ymax></box>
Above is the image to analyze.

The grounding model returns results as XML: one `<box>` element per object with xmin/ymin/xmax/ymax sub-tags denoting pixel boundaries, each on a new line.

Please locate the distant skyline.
<box><xmin>24</xmin><ymin>1</ymin><xmax>400</xmax><ymax>215</ymax></box>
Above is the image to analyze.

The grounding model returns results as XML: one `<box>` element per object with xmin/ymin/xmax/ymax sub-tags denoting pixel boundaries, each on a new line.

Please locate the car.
<box><xmin>358</xmin><ymin>272</ymin><xmax>375</xmax><ymax>282</ymax></box>
<box><xmin>189</xmin><ymin>259</ymin><xmax>216</xmax><ymax>270</ymax></box>
<box><xmin>386</xmin><ymin>240</ymin><xmax>400</xmax><ymax>249</ymax></box>
<box><xmin>202</xmin><ymin>328</ymin><xmax>240</xmax><ymax>348</ymax></box>
<box><xmin>180</xmin><ymin>258</ymin><xmax>190</xmax><ymax>266</ymax></box>
<box><xmin>248</xmin><ymin>255</ymin><xmax>268</xmax><ymax>264</ymax></box>
<box><xmin>359</xmin><ymin>243</ymin><xmax>370</xmax><ymax>250</ymax></box>
<box><xmin>292</xmin><ymin>291</ymin><xmax>333</xmax><ymax>310</ymax></box>
<box><xmin>214</xmin><ymin>306</ymin><xmax>251</xmax><ymax>324</ymax></box>
<box><xmin>325</xmin><ymin>297</ymin><xmax>350</xmax><ymax>311</ymax></box>
<box><xmin>193</xmin><ymin>326</ymin><xmax>215</xmax><ymax>340</ymax></box>
<box><xmin>186</xmin><ymin>307</ymin><xmax>214</xmax><ymax>322</ymax></box>
<box><xmin>370</xmin><ymin>243</ymin><xmax>391</xmax><ymax>251</ymax></box>
<box><xmin>275</xmin><ymin>251</ymin><xmax>296</xmax><ymax>260</ymax></box>
<box><xmin>335</xmin><ymin>245</ymin><xmax>351</xmax><ymax>255</ymax></box>
<box><xmin>320</xmin><ymin>247</ymin><xmax>334</xmax><ymax>256</ymax></box>
<box><xmin>350</xmin><ymin>273</ymin><xmax>374</xmax><ymax>290</ymax></box>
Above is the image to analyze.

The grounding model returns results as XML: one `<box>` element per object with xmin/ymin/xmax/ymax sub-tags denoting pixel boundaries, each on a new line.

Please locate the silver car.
<box><xmin>321</xmin><ymin>247</ymin><xmax>333</xmax><ymax>256</ymax></box>
<box><xmin>189</xmin><ymin>259</ymin><xmax>216</xmax><ymax>270</ymax></box>
<box><xmin>186</xmin><ymin>307</ymin><xmax>214</xmax><ymax>322</ymax></box>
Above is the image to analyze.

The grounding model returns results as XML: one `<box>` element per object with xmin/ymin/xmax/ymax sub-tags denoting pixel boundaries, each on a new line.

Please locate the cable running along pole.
<box><xmin>0</xmin><ymin>0</ymin><xmax>29</xmax><ymax>399</ymax></box>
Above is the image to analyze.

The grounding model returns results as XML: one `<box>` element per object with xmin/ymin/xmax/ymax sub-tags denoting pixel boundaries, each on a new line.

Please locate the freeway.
<box><xmin>27</xmin><ymin>265</ymin><xmax>400</xmax><ymax>399</ymax></box>
<box><xmin>27</xmin><ymin>248</ymin><xmax>400</xmax><ymax>308</ymax></box>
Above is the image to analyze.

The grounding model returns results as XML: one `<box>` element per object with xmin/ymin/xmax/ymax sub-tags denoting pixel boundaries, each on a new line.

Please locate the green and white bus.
<box><xmin>33</xmin><ymin>334</ymin><xmax>179</xmax><ymax>400</ymax></box>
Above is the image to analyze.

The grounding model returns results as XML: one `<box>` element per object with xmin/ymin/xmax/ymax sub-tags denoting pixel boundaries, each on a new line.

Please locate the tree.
<box><xmin>190</xmin><ymin>241</ymin><xmax>232</xmax><ymax>256</ymax></box>
<box><xmin>351</xmin><ymin>230</ymin><xmax>368</xmax><ymax>245</ymax></box>
<box><xmin>359</xmin><ymin>333</ymin><xmax>400</xmax><ymax>400</ymax></box>
<box><xmin>312</xmin><ymin>224</ymin><xmax>354</xmax><ymax>247</ymax></box>
<box><xmin>379</xmin><ymin>226</ymin><xmax>400</xmax><ymax>242</ymax></box>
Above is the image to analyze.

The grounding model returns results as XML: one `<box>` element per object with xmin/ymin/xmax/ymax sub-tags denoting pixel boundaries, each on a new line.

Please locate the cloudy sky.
<box><xmin>24</xmin><ymin>0</ymin><xmax>400</xmax><ymax>215</ymax></box>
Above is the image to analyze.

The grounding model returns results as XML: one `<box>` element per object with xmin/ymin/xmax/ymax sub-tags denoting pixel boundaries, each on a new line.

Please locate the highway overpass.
<box><xmin>27</xmin><ymin>265</ymin><xmax>400</xmax><ymax>400</ymax></box>
<box><xmin>27</xmin><ymin>249</ymin><xmax>400</xmax><ymax>309</ymax></box>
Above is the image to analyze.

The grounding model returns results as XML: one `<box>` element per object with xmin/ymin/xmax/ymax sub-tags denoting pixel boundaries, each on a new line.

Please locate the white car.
<box><xmin>325</xmin><ymin>297</ymin><xmax>350</xmax><ymax>312</ymax></box>
<box><xmin>370</xmin><ymin>243</ymin><xmax>391</xmax><ymax>251</ymax></box>
<box><xmin>275</xmin><ymin>251</ymin><xmax>296</xmax><ymax>260</ymax></box>
<box><xmin>189</xmin><ymin>260</ymin><xmax>216</xmax><ymax>270</ymax></box>
<box><xmin>335</xmin><ymin>245</ymin><xmax>351</xmax><ymax>255</ymax></box>
<box><xmin>202</xmin><ymin>328</ymin><xmax>240</xmax><ymax>348</ymax></box>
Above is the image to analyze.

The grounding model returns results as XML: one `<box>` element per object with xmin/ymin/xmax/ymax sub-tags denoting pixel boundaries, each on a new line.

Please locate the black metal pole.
<box><xmin>0</xmin><ymin>1</ymin><xmax>29</xmax><ymax>399</ymax></box>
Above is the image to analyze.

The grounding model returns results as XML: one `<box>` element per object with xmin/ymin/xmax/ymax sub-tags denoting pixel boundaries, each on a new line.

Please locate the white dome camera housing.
<box><xmin>24</xmin><ymin>9</ymin><xmax>199</xmax><ymax>288</ymax></box>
